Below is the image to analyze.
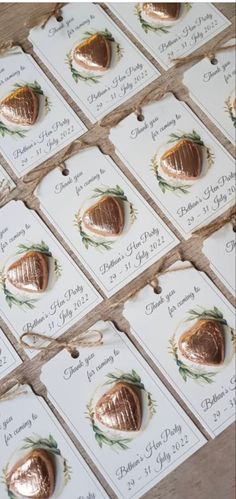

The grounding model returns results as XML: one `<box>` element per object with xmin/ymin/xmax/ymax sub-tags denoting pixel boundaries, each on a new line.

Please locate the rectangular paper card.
<box><xmin>110</xmin><ymin>93</ymin><xmax>235</xmax><ymax>239</ymax></box>
<box><xmin>0</xmin><ymin>385</ymin><xmax>108</xmax><ymax>499</ymax></box>
<box><xmin>36</xmin><ymin>147</ymin><xmax>178</xmax><ymax>297</ymax></box>
<box><xmin>203</xmin><ymin>223</ymin><xmax>236</xmax><ymax>296</ymax></box>
<box><xmin>124</xmin><ymin>260</ymin><xmax>236</xmax><ymax>437</ymax></box>
<box><xmin>0</xmin><ymin>328</ymin><xmax>21</xmax><ymax>380</ymax></box>
<box><xmin>108</xmin><ymin>3</ymin><xmax>231</xmax><ymax>70</ymax></box>
<box><xmin>0</xmin><ymin>201</ymin><xmax>102</xmax><ymax>358</ymax></box>
<box><xmin>41</xmin><ymin>320</ymin><xmax>206</xmax><ymax>499</ymax></box>
<box><xmin>0</xmin><ymin>164</ymin><xmax>15</xmax><ymax>200</ymax></box>
<box><xmin>29</xmin><ymin>3</ymin><xmax>160</xmax><ymax>123</ymax></box>
<box><xmin>184</xmin><ymin>39</ymin><xmax>236</xmax><ymax>145</ymax></box>
<box><xmin>0</xmin><ymin>47</ymin><xmax>86</xmax><ymax>177</ymax></box>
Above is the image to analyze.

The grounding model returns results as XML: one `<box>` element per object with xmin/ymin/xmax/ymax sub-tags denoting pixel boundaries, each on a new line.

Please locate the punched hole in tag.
<box><xmin>70</xmin><ymin>349</ymin><xmax>80</xmax><ymax>359</ymax></box>
<box><xmin>137</xmin><ymin>113</ymin><xmax>145</xmax><ymax>122</ymax></box>
<box><xmin>62</xmin><ymin>168</ymin><xmax>70</xmax><ymax>176</ymax></box>
<box><xmin>210</xmin><ymin>57</ymin><xmax>218</xmax><ymax>65</ymax></box>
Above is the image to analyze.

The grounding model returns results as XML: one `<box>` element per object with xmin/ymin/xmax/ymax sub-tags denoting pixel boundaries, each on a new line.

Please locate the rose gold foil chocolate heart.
<box><xmin>178</xmin><ymin>319</ymin><xmax>225</xmax><ymax>365</ymax></box>
<box><xmin>160</xmin><ymin>139</ymin><xmax>202</xmax><ymax>180</ymax></box>
<box><xmin>73</xmin><ymin>33</ymin><xmax>111</xmax><ymax>72</ymax></box>
<box><xmin>142</xmin><ymin>3</ymin><xmax>181</xmax><ymax>21</ymax></box>
<box><xmin>7</xmin><ymin>251</ymin><xmax>49</xmax><ymax>293</ymax></box>
<box><xmin>95</xmin><ymin>382</ymin><xmax>142</xmax><ymax>431</ymax></box>
<box><xmin>0</xmin><ymin>86</ymin><xmax>39</xmax><ymax>126</ymax></box>
<box><xmin>6</xmin><ymin>449</ymin><xmax>55</xmax><ymax>498</ymax></box>
<box><xmin>82</xmin><ymin>196</ymin><xmax>124</xmax><ymax>237</ymax></box>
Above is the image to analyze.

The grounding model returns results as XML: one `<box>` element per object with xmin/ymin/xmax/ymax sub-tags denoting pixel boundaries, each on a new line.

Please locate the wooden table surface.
<box><xmin>0</xmin><ymin>2</ymin><xmax>235</xmax><ymax>499</ymax></box>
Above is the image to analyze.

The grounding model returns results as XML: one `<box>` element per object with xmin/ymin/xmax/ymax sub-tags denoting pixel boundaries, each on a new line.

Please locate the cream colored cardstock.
<box><xmin>0</xmin><ymin>385</ymin><xmax>108</xmax><ymax>498</ymax></box>
<box><xmin>124</xmin><ymin>261</ymin><xmax>236</xmax><ymax>437</ymax></box>
<box><xmin>40</xmin><ymin>320</ymin><xmax>206</xmax><ymax>499</ymax></box>
<box><xmin>29</xmin><ymin>3</ymin><xmax>160</xmax><ymax>123</ymax></box>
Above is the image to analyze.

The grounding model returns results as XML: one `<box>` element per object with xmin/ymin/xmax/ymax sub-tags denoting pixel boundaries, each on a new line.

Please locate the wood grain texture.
<box><xmin>0</xmin><ymin>3</ymin><xmax>235</xmax><ymax>499</ymax></box>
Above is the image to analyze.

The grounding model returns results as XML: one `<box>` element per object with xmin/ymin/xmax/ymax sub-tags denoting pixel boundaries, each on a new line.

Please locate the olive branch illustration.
<box><xmin>134</xmin><ymin>3</ymin><xmax>191</xmax><ymax>34</ymax></box>
<box><xmin>224</xmin><ymin>96</ymin><xmax>236</xmax><ymax>127</ymax></box>
<box><xmin>134</xmin><ymin>4</ymin><xmax>172</xmax><ymax>34</ymax></box>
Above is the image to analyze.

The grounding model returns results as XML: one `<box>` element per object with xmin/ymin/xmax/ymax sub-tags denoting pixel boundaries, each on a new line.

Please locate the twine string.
<box><xmin>0</xmin><ymin>383</ymin><xmax>28</xmax><ymax>402</ymax></box>
<box><xmin>20</xmin><ymin>329</ymin><xmax>103</xmax><ymax>356</ymax></box>
<box><xmin>0</xmin><ymin>41</ymin><xmax>22</xmax><ymax>57</ymax></box>
<box><xmin>0</xmin><ymin>41</ymin><xmax>14</xmax><ymax>55</ymax></box>
<box><xmin>193</xmin><ymin>205</ymin><xmax>236</xmax><ymax>239</ymax></box>
<box><xmin>26</xmin><ymin>3</ymin><xmax>65</xmax><ymax>30</ymax></box>
<box><xmin>149</xmin><ymin>263</ymin><xmax>192</xmax><ymax>293</ymax></box>
<box><xmin>172</xmin><ymin>42</ymin><xmax>236</xmax><ymax>67</ymax></box>
<box><xmin>23</xmin><ymin>138</ymin><xmax>90</xmax><ymax>191</ymax></box>
<box><xmin>100</xmin><ymin>87</ymin><xmax>168</xmax><ymax>129</ymax></box>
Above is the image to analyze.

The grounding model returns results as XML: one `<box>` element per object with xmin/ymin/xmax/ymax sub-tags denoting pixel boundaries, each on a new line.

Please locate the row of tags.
<box><xmin>0</xmin><ymin>258</ymin><xmax>235</xmax><ymax>498</ymax></box>
<box><xmin>0</xmin><ymin>3</ymin><xmax>235</xmax><ymax>178</ymax></box>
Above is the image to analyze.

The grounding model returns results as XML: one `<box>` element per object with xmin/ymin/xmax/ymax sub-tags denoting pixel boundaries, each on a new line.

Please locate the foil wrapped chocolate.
<box><xmin>0</xmin><ymin>86</ymin><xmax>39</xmax><ymax>126</ymax></box>
<box><xmin>7</xmin><ymin>251</ymin><xmax>49</xmax><ymax>293</ymax></box>
<box><xmin>6</xmin><ymin>449</ymin><xmax>55</xmax><ymax>498</ymax></box>
<box><xmin>95</xmin><ymin>382</ymin><xmax>142</xmax><ymax>431</ymax></box>
<box><xmin>178</xmin><ymin>319</ymin><xmax>225</xmax><ymax>366</ymax></box>
<box><xmin>160</xmin><ymin>139</ymin><xmax>203</xmax><ymax>180</ymax></box>
<box><xmin>142</xmin><ymin>3</ymin><xmax>181</xmax><ymax>21</ymax></box>
<box><xmin>73</xmin><ymin>33</ymin><xmax>111</xmax><ymax>72</ymax></box>
<box><xmin>82</xmin><ymin>196</ymin><xmax>124</xmax><ymax>237</ymax></box>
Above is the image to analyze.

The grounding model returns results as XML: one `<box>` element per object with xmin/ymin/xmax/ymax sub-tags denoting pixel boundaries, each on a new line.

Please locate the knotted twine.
<box><xmin>172</xmin><ymin>41</ymin><xmax>236</xmax><ymax>67</ymax></box>
<box><xmin>20</xmin><ymin>329</ymin><xmax>103</xmax><ymax>357</ymax></box>
<box><xmin>193</xmin><ymin>205</ymin><xmax>236</xmax><ymax>239</ymax></box>
<box><xmin>22</xmin><ymin>138</ymin><xmax>91</xmax><ymax>193</ymax></box>
<box><xmin>26</xmin><ymin>3</ymin><xmax>65</xmax><ymax>30</ymax></box>
<box><xmin>99</xmin><ymin>87</ymin><xmax>168</xmax><ymax>129</ymax></box>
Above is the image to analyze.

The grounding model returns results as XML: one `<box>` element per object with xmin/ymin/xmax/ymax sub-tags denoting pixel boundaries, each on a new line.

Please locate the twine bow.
<box><xmin>0</xmin><ymin>383</ymin><xmax>28</xmax><ymax>402</ymax></box>
<box><xmin>20</xmin><ymin>329</ymin><xmax>103</xmax><ymax>356</ymax></box>
<box><xmin>172</xmin><ymin>41</ymin><xmax>236</xmax><ymax>67</ymax></box>
<box><xmin>100</xmin><ymin>87</ymin><xmax>168</xmax><ymax>129</ymax></box>
<box><xmin>26</xmin><ymin>3</ymin><xmax>65</xmax><ymax>30</ymax></box>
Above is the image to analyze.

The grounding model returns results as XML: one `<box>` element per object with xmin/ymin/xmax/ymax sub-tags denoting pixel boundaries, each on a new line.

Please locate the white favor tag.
<box><xmin>0</xmin><ymin>385</ymin><xmax>108</xmax><ymax>499</ymax></box>
<box><xmin>108</xmin><ymin>3</ymin><xmax>231</xmax><ymax>70</ymax></box>
<box><xmin>0</xmin><ymin>164</ymin><xmax>15</xmax><ymax>199</ymax></box>
<box><xmin>184</xmin><ymin>39</ymin><xmax>236</xmax><ymax>145</ymax></box>
<box><xmin>41</xmin><ymin>320</ymin><xmax>206</xmax><ymax>499</ymax></box>
<box><xmin>29</xmin><ymin>3</ymin><xmax>159</xmax><ymax>123</ymax></box>
<box><xmin>0</xmin><ymin>201</ymin><xmax>102</xmax><ymax>358</ymax></box>
<box><xmin>0</xmin><ymin>328</ymin><xmax>21</xmax><ymax>380</ymax></box>
<box><xmin>124</xmin><ymin>261</ymin><xmax>236</xmax><ymax>437</ymax></box>
<box><xmin>203</xmin><ymin>223</ymin><xmax>236</xmax><ymax>296</ymax></box>
<box><xmin>36</xmin><ymin>147</ymin><xmax>178</xmax><ymax>297</ymax></box>
<box><xmin>110</xmin><ymin>93</ymin><xmax>235</xmax><ymax>239</ymax></box>
<box><xmin>0</xmin><ymin>48</ymin><xmax>86</xmax><ymax>177</ymax></box>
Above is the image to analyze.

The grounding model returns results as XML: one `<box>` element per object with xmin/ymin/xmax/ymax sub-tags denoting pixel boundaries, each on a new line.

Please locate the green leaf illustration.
<box><xmin>134</xmin><ymin>4</ymin><xmax>171</xmax><ymax>34</ymax></box>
